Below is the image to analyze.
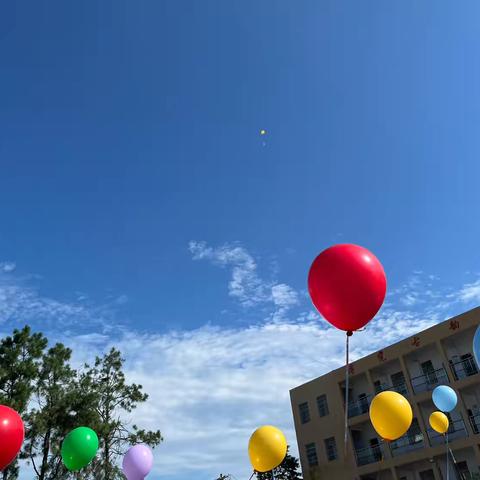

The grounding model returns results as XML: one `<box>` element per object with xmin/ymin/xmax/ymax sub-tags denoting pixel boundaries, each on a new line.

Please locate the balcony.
<box><xmin>347</xmin><ymin>394</ymin><xmax>373</xmax><ymax>418</ymax></box>
<box><xmin>469</xmin><ymin>413</ymin><xmax>480</xmax><ymax>434</ymax></box>
<box><xmin>428</xmin><ymin>418</ymin><xmax>468</xmax><ymax>446</ymax></box>
<box><xmin>410</xmin><ymin>367</ymin><xmax>449</xmax><ymax>394</ymax></box>
<box><xmin>390</xmin><ymin>431</ymin><xmax>424</xmax><ymax>456</ymax></box>
<box><xmin>449</xmin><ymin>356</ymin><xmax>479</xmax><ymax>381</ymax></box>
<box><xmin>354</xmin><ymin>444</ymin><xmax>383</xmax><ymax>466</ymax></box>
<box><xmin>374</xmin><ymin>381</ymin><xmax>409</xmax><ymax>396</ymax></box>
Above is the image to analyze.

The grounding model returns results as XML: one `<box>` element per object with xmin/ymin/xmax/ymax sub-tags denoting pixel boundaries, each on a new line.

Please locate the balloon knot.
<box><xmin>347</xmin><ymin>330</ymin><xmax>353</xmax><ymax>337</ymax></box>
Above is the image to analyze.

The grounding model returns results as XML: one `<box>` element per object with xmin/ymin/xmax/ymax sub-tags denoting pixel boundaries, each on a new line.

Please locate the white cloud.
<box><xmin>0</xmin><ymin>262</ymin><xmax>16</xmax><ymax>273</ymax></box>
<box><xmin>0</xmin><ymin>284</ymin><xmax>87</xmax><ymax>325</ymax></box>
<box><xmin>271</xmin><ymin>284</ymin><xmax>298</xmax><ymax>308</ymax></box>
<box><xmin>0</xmin><ymin>273</ymin><xmax>121</xmax><ymax>333</ymax></box>
<box><xmin>456</xmin><ymin>279</ymin><xmax>480</xmax><ymax>303</ymax></box>
<box><xmin>189</xmin><ymin>242</ymin><xmax>299</xmax><ymax>321</ymax></box>
<box><xmin>189</xmin><ymin>241</ymin><xmax>267</xmax><ymax>307</ymax></box>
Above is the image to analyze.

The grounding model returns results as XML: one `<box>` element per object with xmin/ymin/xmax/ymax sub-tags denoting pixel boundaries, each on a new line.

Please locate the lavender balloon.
<box><xmin>122</xmin><ymin>445</ymin><xmax>153</xmax><ymax>480</ymax></box>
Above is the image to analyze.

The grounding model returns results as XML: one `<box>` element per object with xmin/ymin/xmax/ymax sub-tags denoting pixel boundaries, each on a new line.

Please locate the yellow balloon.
<box><xmin>429</xmin><ymin>411</ymin><xmax>449</xmax><ymax>434</ymax></box>
<box><xmin>369</xmin><ymin>391</ymin><xmax>413</xmax><ymax>441</ymax></box>
<box><xmin>248</xmin><ymin>425</ymin><xmax>287</xmax><ymax>472</ymax></box>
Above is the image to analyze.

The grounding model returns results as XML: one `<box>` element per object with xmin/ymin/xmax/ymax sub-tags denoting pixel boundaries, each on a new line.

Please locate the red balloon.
<box><xmin>308</xmin><ymin>244</ymin><xmax>387</xmax><ymax>332</ymax></box>
<box><xmin>0</xmin><ymin>405</ymin><xmax>24</xmax><ymax>471</ymax></box>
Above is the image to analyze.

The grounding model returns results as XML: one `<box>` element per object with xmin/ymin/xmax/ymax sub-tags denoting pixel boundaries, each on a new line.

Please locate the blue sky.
<box><xmin>2</xmin><ymin>1</ymin><xmax>480</xmax><ymax>479</ymax></box>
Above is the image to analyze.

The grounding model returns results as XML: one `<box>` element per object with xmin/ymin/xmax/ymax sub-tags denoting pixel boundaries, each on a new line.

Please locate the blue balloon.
<box><xmin>474</xmin><ymin>326</ymin><xmax>480</xmax><ymax>370</ymax></box>
<box><xmin>432</xmin><ymin>385</ymin><xmax>457</xmax><ymax>413</ymax></box>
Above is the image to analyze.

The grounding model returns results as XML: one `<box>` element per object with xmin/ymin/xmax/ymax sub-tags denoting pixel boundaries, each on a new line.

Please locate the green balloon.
<box><xmin>61</xmin><ymin>427</ymin><xmax>99</xmax><ymax>471</ymax></box>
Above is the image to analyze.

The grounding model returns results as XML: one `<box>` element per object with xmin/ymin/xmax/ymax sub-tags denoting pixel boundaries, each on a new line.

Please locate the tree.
<box><xmin>83</xmin><ymin>348</ymin><xmax>162</xmax><ymax>480</ymax></box>
<box><xmin>0</xmin><ymin>326</ymin><xmax>47</xmax><ymax>480</ymax></box>
<box><xmin>24</xmin><ymin>343</ymin><xmax>98</xmax><ymax>480</ymax></box>
<box><xmin>0</xmin><ymin>327</ymin><xmax>162</xmax><ymax>479</ymax></box>
<box><xmin>255</xmin><ymin>449</ymin><xmax>302</xmax><ymax>480</ymax></box>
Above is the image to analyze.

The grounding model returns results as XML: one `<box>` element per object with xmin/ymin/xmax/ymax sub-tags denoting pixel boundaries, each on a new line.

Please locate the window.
<box><xmin>391</xmin><ymin>371</ymin><xmax>407</xmax><ymax>395</ymax></box>
<box><xmin>324</xmin><ymin>437</ymin><xmax>338</xmax><ymax>461</ymax></box>
<box><xmin>456</xmin><ymin>461</ymin><xmax>470</xmax><ymax>477</ymax></box>
<box><xmin>445</xmin><ymin>412</ymin><xmax>455</xmax><ymax>433</ymax></box>
<box><xmin>369</xmin><ymin>438</ymin><xmax>382</xmax><ymax>462</ymax></box>
<box><xmin>316</xmin><ymin>394</ymin><xmax>329</xmax><ymax>417</ymax></box>
<box><xmin>461</xmin><ymin>353</ymin><xmax>478</xmax><ymax>376</ymax></box>
<box><xmin>305</xmin><ymin>443</ymin><xmax>318</xmax><ymax>466</ymax></box>
<box><xmin>358</xmin><ymin>393</ymin><xmax>369</xmax><ymax>414</ymax></box>
<box><xmin>407</xmin><ymin>418</ymin><xmax>422</xmax><ymax>443</ymax></box>
<box><xmin>421</xmin><ymin>360</ymin><xmax>438</xmax><ymax>385</ymax></box>
<box><xmin>419</xmin><ymin>470</ymin><xmax>435</xmax><ymax>480</ymax></box>
<box><xmin>299</xmin><ymin>402</ymin><xmax>310</xmax><ymax>424</ymax></box>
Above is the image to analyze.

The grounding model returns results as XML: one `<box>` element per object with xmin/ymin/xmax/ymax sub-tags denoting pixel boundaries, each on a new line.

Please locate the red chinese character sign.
<box><xmin>449</xmin><ymin>320</ymin><xmax>460</xmax><ymax>331</ymax></box>
<box><xmin>308</xmin><ymin>244</ymin><xmax>387</xmax><ymax>333</ymax></box>
<box><xmin>411</xmin><ymin>336</ymin><xmax>420</xmax><ymax>347</ymax></box>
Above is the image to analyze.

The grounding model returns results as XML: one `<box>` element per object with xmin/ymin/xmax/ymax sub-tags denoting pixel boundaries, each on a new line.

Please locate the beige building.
<box><xmin>290</xmin><ymin>307</ymin><xmax>480</xmax><ymax>480</ymax></box>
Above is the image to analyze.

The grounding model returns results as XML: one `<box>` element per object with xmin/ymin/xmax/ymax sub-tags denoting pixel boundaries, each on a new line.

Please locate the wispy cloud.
<box><xmin>0</xmin><ymin>267</ymin><xmax>123</xmax><ymax>333</ymax></box>
<box><xmin>0</xmin><ymin>262</ymin><xmax>16</xmax><ymax>273</ymax></box>
<box><xmin>189</xmin><ymin>241</ymin><xmax>299</xmax><ymax>321</ymax></box>
<box><xmin>455</xmin><ymin>279</ymin><xmax>480</xmax><ymax>303</ymax></box>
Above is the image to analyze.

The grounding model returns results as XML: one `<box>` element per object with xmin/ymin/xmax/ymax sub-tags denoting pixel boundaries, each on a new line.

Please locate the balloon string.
<box><xmin>248</xmin><ymin>473</ymin><xmax>254</xmax><ymax>480</ymax></box>
<box><xmin>344</xmin><ymin>331</ymin><xmax>351</xmax><ymax>459</ymax></box>
<box><xmin>446</xmin><ymin>433</ymin><xmax>449</xmax><ymax>480</ymax></box>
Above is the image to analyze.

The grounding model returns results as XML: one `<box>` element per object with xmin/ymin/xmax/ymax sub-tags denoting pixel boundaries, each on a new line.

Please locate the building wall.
<box><xmin>290</xmin><ymin>307</ymin><xmax>480</xmax><ymax>480</ymax></box>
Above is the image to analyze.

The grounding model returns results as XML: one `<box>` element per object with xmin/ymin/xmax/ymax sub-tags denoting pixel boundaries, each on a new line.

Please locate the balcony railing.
<box><xmin>354</xmin><ymin>444</ymin><xmax>383</xmax><ymax>466</ymax></box>
<box><xmin>455</xmin><ymin>474</ymin><xmax>480</xmax><ymax>480</ymax></box>
<box><xmin>469</xmin><ymin>413</ymin><xmax>480</xmax><ymax>434</ymax></box>
<box><xmin>375</xmin><ymin>381</ymin><xmax>409</xmax><ymax>396</ymax></box>
<box><xmin>428</xmin><ymin>418</ymin><xmax>468</xmax><ymax>446</ymax></box>
<box><xmin>450</xmin><ymin>356</ymin><xmax>479</xmax><ymax>381</ymax></box>
<box><xmin>390</xmin><ymin>431</ymin><xmax>424</xmax><ymax>456</ymax></box>
<box><xmin>410</xmin><ymin>367</ymin><xmax>449</xmax><ymax>394</ymax></box>
<box><xmin>459</xmin><ymin>474</ymin><xmax>480</xmax><ymax>480</ymax></box>
<box><xmin>347</xmin><ymin>394</ymin><xmax>373</xmax><ymax>418</ymax></box>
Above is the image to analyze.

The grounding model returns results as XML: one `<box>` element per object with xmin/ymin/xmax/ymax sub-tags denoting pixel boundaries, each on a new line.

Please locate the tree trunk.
<box><xmin>104</xmin><ymin>439</ymin><xmax>110</xmax><ymax>480</ymax></box>
<box><xmin>39</xmin><ymin>428</ymin><xmax>51</xmax><ymax>480</ymax></box>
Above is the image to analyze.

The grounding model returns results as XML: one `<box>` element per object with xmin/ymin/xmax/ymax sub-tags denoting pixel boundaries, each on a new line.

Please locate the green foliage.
<box><xmin>80</xmin><ymin>348</ymin><xmax>162</xmax><ymax>480</ymax></box>
<box><xmin>24</xmin><ymin>343</ymin><xmax>98</xmax><ymax>479</ymax></box>
<box><xmin>255</xmin><ymin>449</ymin><xmax>302</xmax><ymax>480</ymax></box>
<box><xmin>216</xmin><ymin>450</ymin><xmax>303</xmax><ymax>480</ymax></box>
<box><xmin>0</xmin><ymin>327</ymin><xmax>162</xmax><ymax>480</ymax></box>
<box><xmin>0</xmin><ymin>326</ymin><xmax>47</xmax><ymax>480</ymax></box>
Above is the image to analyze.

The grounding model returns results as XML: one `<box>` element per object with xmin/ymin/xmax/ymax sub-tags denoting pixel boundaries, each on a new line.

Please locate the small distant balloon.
<box><xmin>260</xmin><ymin>129</ymin><xmax>267</xmax><ymax>146</ymax></box>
